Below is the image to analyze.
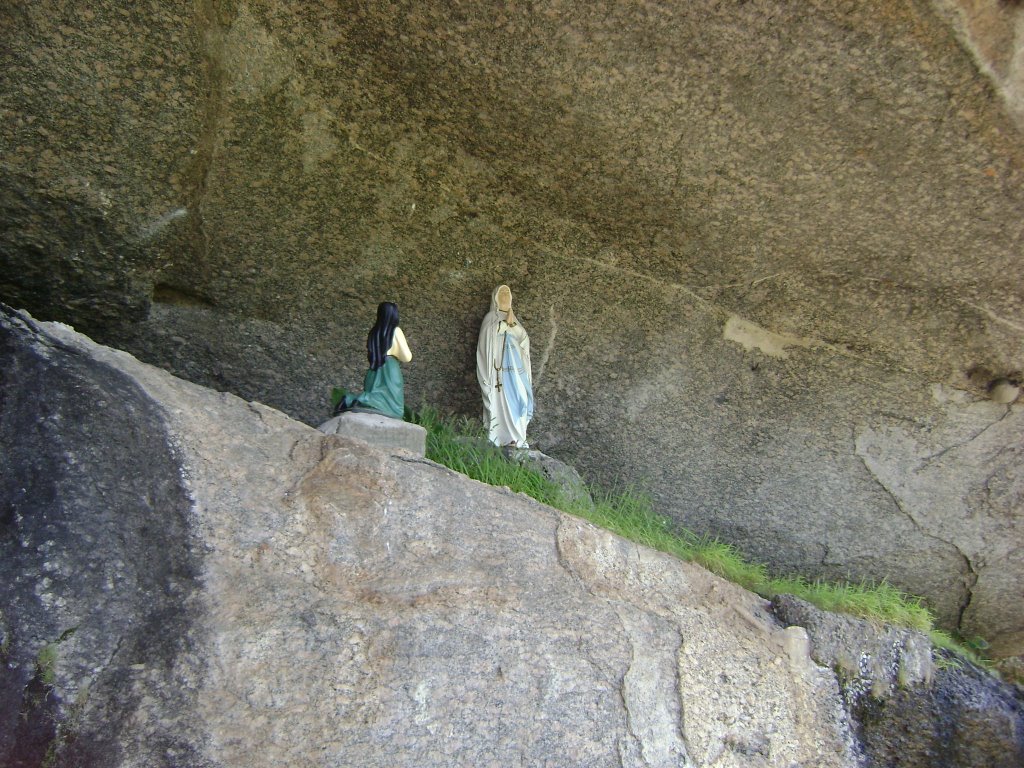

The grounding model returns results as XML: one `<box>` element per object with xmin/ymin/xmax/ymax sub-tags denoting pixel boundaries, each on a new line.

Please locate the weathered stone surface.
<box><xmin>0</xmin><ymin>1</ymin><xmax>204</xmax><ymax>337</ymax></box>
<box><xmin>1</xmin><ymin>307</ymin><xmax>869</xmax><ymax>766</ymax></box>
<box><xmin>772</xmin><ymin>595</ymin><xmax>935</xmax><ymax>697</ymax></box>
<box><xmin>318</xmin><ymin>411</ymin><xmax>427</xmax><ymax>457</ymax></box>
<box><xmin>0</xmin><ymin>309</ymin><xmax>207</xmax><ymax>766</ymax></box>
<box><xmin>516</xmin><ymin>448</ymin><xmax>594</xmax><ymax>506</ymax></box>
<box><xmin>855</xmin><ymin>388</ymin><xmax>1024</xmax><ymax>658</ymax></box>
<box><xmin>2</xmin><ymin>1</ymin><xmax>1023</xmax><ymax>657</ymax></box>
<box><xmin>933</xmin><ymin>0</ymin><xmax>1024</xmax><ymax>130</ymax></box>
<box><xmin>773</xmin><ymin>594</ymin><xmax>1024</xmax><ymax>768</ymax></box>
<box><xmin>7</xmin><ymin>307</ymin><xmax>1024</xmax><ymax>767</ymax></box>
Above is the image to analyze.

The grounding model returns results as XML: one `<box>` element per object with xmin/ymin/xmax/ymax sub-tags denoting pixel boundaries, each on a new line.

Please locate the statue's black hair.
<box><xmin>367</xmin><ymin>301</ymin><xmax>399</xmax><ymax>370</ymax></box>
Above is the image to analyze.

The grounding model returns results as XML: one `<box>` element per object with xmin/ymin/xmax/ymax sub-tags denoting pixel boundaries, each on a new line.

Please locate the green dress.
<box><xmin>340</xmin><ymin>356</ymin><xmax>404</xmax><ymax>419</ymax></box>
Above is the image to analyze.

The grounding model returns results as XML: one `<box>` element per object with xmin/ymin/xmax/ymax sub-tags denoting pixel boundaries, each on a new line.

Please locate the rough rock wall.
<box><xmin>1</xmin><ymin>1</ymin><xmax>1023</xmax><ymax>655</ymax></box>
<box><xmin>0</xmin><ymin>1</ymin><xmax>204</xmax><ymax>333</ymax></box>
<box><xmin>773</xmin><ymin>594</ymin><xmax>1024</xmax><ymax>767</ymax></box>
<box><xmin>933</xmin><ymin>0</ymin><xmax>1024</xmax><ymax>129</ymax></box>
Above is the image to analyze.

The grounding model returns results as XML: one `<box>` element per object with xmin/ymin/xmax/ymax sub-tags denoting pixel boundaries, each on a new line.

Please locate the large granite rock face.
<box><xmin>0</xmin><ymin>307</ymin><xmax>861</xmax><ymax>766</ymax></box>
<box><xmin>933</xmin><ymin>0</ymin><xmax>1024</xmax><ymax>130</ymax></box>
<box><xmin>1</xmin><ymin>1</ymin><xmax>1023</xmax><ymax>657</ymax></box>
<box><xmin>3</xmin><ymin>307</ymin><xmax>1023</xmax><ymax>767</ymax></box>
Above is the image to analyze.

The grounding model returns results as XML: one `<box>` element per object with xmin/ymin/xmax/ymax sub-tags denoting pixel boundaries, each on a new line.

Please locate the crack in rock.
<box><xmin>917</xmin><ymin>407</ymin><xmax>1012</xmax><ymax>468</ymax></box>
<box><xmin>855</xmin><ymin>451</ymin><xmax>976</xmax><ymax>630</ymax></box>
<box><xmin>955</xmin><ymin>556</ymin><xmax>980</xmax><ymax>632</ymax></box>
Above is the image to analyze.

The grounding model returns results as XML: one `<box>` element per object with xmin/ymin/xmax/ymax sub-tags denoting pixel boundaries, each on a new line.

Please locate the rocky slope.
<box><xmin>1</xmin><ymin>0</ymin><xmax>1023</xmax><ymax>662</ymax></box>
<box><xmin>3</xmin><ymin>306</ymin><xmax>1023</xmax><ymax>766</ymax></box>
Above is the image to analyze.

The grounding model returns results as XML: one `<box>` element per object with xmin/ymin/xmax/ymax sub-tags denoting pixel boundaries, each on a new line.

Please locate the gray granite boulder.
<box><xmin>0</xmin><ymin>309</ymin><xmax>208</xmax><ymax>766</ymax></box>
<box><xmin>5</xmin><ymin>305</ymin><xmax>1024</xmax><ymax>767</ymax></box>
<box><xmin>7</xmin><ymin>307</ymin><xmax>1024</xmax><ymax>766</ymax></box>
<box><xmin>1</xmin><ymin>307</ymin><xmax>867</xmax><ymax>766</ymax></box>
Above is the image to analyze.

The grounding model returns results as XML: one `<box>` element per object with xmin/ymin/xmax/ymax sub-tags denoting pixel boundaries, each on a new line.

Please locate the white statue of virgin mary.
<box><xmin>476</xmin><ymin>284</ymin><xmax>534</xmax><ymax>448</ymax></box>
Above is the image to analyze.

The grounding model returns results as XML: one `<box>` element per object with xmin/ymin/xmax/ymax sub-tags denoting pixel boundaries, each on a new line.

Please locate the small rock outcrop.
<box><xmin>2</xmin><ymin>304</ymin><xmax>1022</xmax><ymax>767</ymax></box>
<box><xmin>773</xmin><ymin>594</ymin><xmax>1024</xmax><ymax>768</ymax></box>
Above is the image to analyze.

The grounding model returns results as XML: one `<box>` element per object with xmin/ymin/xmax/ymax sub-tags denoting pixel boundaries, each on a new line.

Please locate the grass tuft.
<box><xmin>763</xmin><ymin>577</ymin><xmax>934</xmax><ymax>633</ymax></box>
<box><xmin>36</xmin><ymin>643</ymin><xmax>58</xmax><ymax>686</ymax></box>
<box><xmin>409</xmin><ymin>406</ymin><xmax>990</xmax><ymax>668</ymax></box>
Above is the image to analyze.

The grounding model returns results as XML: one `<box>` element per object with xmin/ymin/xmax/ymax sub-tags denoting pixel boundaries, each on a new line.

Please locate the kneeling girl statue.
<box><xmin>477</xmin><ymin>284</ymin><xmax>534</xmax><ymax>448</ymax></box>
<box><xmin>335</xmin><ymin>301</ymin><xmax>412</xmax><ymax>419</ymax></box>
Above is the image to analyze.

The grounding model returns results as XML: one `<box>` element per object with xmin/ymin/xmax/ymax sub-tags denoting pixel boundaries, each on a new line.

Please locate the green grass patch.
<box><xmin>409</xmin><ymin>406</ymin><xmax>990</xmax><ymax>668</ymax></box>
<box><xmin>36</xmin><ymin>643</ymin><xmax>58</xmax><ymax>686</ymax></box>
<box><xmin>330</xmin><ymin>387</ymin><xmax>347</xmax><ymax>411</ymax></box>
<box><xmin>412</xmin><ymin>407</ymin><xmax>564</xmax><ymax>505</ymax></box>
<box><xmin>763</xmin><ymin>576</ymin><xmax>935</xmax><ymax>633</ymax></box>
<box><xmin>928</xmin><ymin>629</ymin><xmax>991</xmax><ymax>669</ymax></box>
<box><xmin>33</xmin><ymin>627</ymin><xmax>78</xmax><ymax>689</ymax></box>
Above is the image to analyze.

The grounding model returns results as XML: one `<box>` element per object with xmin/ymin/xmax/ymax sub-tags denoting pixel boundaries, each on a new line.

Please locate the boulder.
<box><xmin>5</xmin><ymin>304</ymin><xmax>1024</xmax><ymax>767</ymax></box>
<box><xmin>512</xmin><ymin>448</ymin><xmax>594</xmax><ymax>506</ymax></box>
<box><xmin>9</xmin><ymin>306</ymin><xmax>1024</xmax><ymax>766</ymax></box>
<box><xmin>0</xmin><ymin>309</ymin><xmax>206</xmax><ymax>765</ymax></box>
<box><xmin>0</xmin><ymin>306</ymin><xmax>859</xmax><ymax>766</ymax></box>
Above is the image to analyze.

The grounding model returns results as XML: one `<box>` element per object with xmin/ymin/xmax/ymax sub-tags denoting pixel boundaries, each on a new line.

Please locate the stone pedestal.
<box><xmin>317</xmin><ymin>411</ymin><xmax>427</xmax><ymax>457</ymax></box>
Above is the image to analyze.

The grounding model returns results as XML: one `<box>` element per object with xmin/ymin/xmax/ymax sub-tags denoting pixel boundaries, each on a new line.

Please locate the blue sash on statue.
<box><xmin>502</xmin><ymin>332</ymin><xmax>534</xmax><ymax>421</ymax></box>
